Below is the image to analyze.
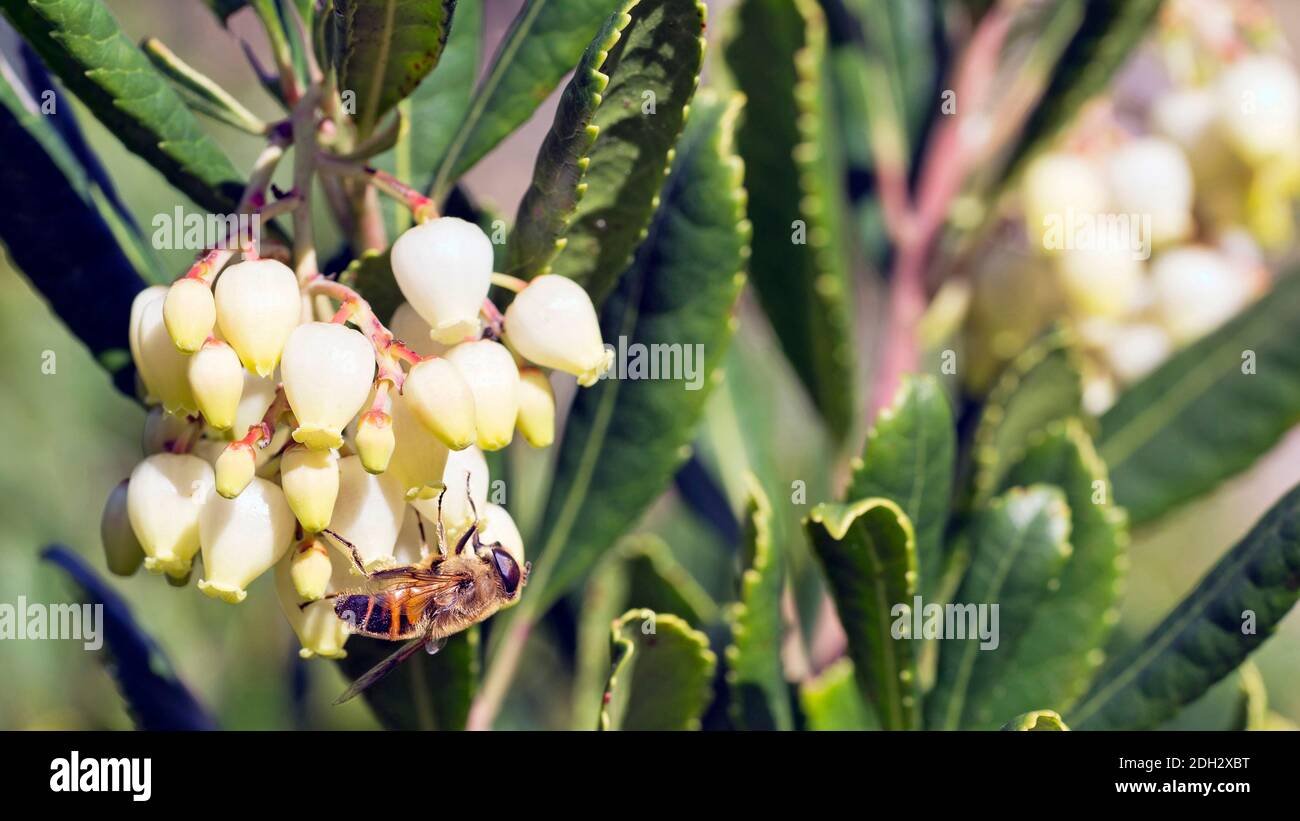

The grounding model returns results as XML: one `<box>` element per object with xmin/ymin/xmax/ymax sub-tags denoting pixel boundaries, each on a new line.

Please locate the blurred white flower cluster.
<box><xmin>983</xmin><ymin>0</ymin><xmax>1297</xmax><ymax>410</ymax></box>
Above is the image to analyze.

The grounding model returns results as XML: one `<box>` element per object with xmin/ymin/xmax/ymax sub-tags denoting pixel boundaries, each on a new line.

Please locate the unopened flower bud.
<box><xmin>197</xmin><ymin>476</ymin><xmax>295</xmax><ymax>603</ymax></box>
<box><xmin>389</xmin><ymin>302</ymin><xmax>449</xmax><ymax>358</ymax></box>
<box><xmin>403</xmin><ymin>357</ymin><xmax>476</xmax><ymax>450</ymax></box>
<box><xmin>412</xmin><ymin>445</ymin><xmax>488</xmax><ymax>544</ymax></box>
<box><xmin>516</xmin><ymin>367</ymin><xmax>555</xmax><ymax>447</ymax></box>
<box><xmin>127</xmin><ymin>453</ymin><xmax>213</xmax><ymax>578</ymax></box>
<box><xmin>163</xmin><ymin>277</ymin><xmax>216</xmax><ymax>353</ymax></box>
<box><xmin>216</xmin><ymin>442</ymin><xmax>257</xmax><ymax>499</ymax></box>
<box><xmin>1151</xmin><ymin>246</ymin><xmax>1249</xmax><ymax>343</ymax></box>
<box><xmin>1105</xmin><ymin>137</ymin><xmax>1194</xmax><ymax>248</ymax></box>
<box><xmin>281</xmin><ymin>322</ymin><xmax>376</xmax><ymax>450</ymax></box>
<box><xmin>275</xmin><ymin>552</ymin><xmax>349</xmax><ymax>658</ymax></box>
<box><xmin>390</xmin><ymin>217</ymin><xmax>492</xmax><ymax>344</ymax></box>
<box><xmin>135</xmin><ymin>287</ymin><xmax>197</xmax><ymax>414</ymax></box>
<box><xmin>446</xmin><ymin>340</ymin><xmax>519</xmax><ymax>450</ymax></box>
<box><xmin>214</xmin><ymin>259</ymin><xmax>301</xmax><ymax>376</ymax></box>
<box><xmin>188</xmin><ymin>340</ymin><xmax>244</xmax><ymax>430</ymax></box>
<box><xmin>101</xmin><ymin>479</ymin><xmax>144</xmax><ymax>576</ymax></box>
<box><xmin>387</xmin><ymin>390</ymin><xmax>450</xmax><ymax>498</ymax></box>
<box><xmin>1215</xmin><ymin>55</ymin><xmax>1300</xmax><ymax>165</ymax></box>
<box><xmin>290</xmin><ymin>538</ymin><xmax>334</xmax><ymax>601</ymax></box>
<box><xmin>355</xmin><ymin>409</ymin><xmax>396</xmax><ymax>473</ymax></box>
<box><xmin>281</xmin><ymin>446</ymin><xmax>340</xmax><ymax>533</ymax></box>
<box><xmin>504</xmin><ymin>275</ymin><xmax>612</xmax><ymax>386</ymax></box>
<box><xmin>327</xmin><ymin>455</ymin><xmax>405</xmax><ymax>571</ymax></box>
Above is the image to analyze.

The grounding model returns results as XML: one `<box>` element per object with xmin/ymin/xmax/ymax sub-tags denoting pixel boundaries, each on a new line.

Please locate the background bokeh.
<box><xmin>0</xmin><ymin>0</ymin><xmax>1296</xmax><ymax>730</ymax></box>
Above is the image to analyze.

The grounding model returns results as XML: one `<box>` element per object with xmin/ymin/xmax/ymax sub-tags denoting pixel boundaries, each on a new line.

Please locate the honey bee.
<box><xmin>317</xmin><ymin>480</ymin><xmax>529</xmax><ymax>704</ymax></box>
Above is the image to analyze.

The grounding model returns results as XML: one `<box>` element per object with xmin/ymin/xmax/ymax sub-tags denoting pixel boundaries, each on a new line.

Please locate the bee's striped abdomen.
<box><xmin>335</xmin><ymin>590</ymin><xmax>423</xmax><ymax>640</ymax></box>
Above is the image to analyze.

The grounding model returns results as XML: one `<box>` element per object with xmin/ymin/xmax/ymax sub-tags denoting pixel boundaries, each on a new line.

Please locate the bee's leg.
<box><xmin>453</xmin><ymin>523</ymin><xmax>478</xmax><ymax>556</ymax></box>
<box><xmin>322</xmin><ymin>529</ymin><xmax>373</xmax><ymax>578</ymax></box>
<box><xmin>415</xmin><ymin>513</ymin><xmax>431</xmax><ymax>559</ymax></box>
<box><xmin>298</xmin><ymin>592</ymin><xmax>340</xmax><ymax>611</ymax></box>
<box><xmin>423</xmin><ymin>635</ymin><xmax>447</xmax><ymax>656</ymax></box>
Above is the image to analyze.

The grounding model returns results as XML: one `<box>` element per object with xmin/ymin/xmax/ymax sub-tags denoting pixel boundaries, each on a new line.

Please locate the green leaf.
<box><xmin>1001</xmin><ymin>710</ymin><xmax>1069</xmax><ymax>731</ymax></box>
<box><xmin>961</xmin><ymin>420</ymin><xmax>1128</xmax><ymax>728</ymax></box>
<box><xmin>2</xmin><ymin>0</ymin><xmax>244</xmax><ymax>214</ymax></box>
<box><xmin>1099</xmin><ymin>273</ymin><xmax>1300</xmax><ymax>526</ymax></box>
<box><xmin>432</xmin><ymin>0</ymin><xmax>631</xmax><ymax>196</ymax></box>
<box><xmin>571</xmin><ymin>555</ymin><xmax>632</xmax><ymax>730</ymax></box>
<box><xmin>725</xmin><ymin>0</ymin><xmax>856</xmax><ymax>440</ymax></box>
<box><xmin>840</xmin><ymin>0</ymin><xmax>938</xmax><ymax>152</ymax></box>
<box><xmin>42</xmin><ymin>546</ymin><xmax>216</xmax><ymax>730</ymax></box>
<box><xmin>1069</xmin><ymin>480</ymin><xmax>1300</xmax><ymax>730</ymax></box>
<box><xmin>338</xmin><ymin>247</ymin><xmax>402</xmax><ymax>325</ymax></box>
<box><xmin>600</xmin><ymin>608</ymin><xmax>716</xmax><ymax>730</ymax></box>
<box><xmin>970</xmin><ymin>327</ymin><xmax>1083</xmax><ymax>505</ymax></box>
<box><xmin>336</xmin><ymin>629</ymin><xmax>478</xmax><ymax>730</ymax></box>
<box><xmin>0</xmin><ymin>45</ymin><xmax>148</xmax><ymax>395</ymax></box>
<box><xmin>376</xmin><ymin>0</ymin><xmax>479</xmax><ymax>234</ymax></box>
<box><xmin>621</xmin><ymin>535</ymin><xmax>719</xmax><ymax>626</ymax></box>
<box><xmin>847</xmin><ymin>374</ymin><xmax>955</xmax><ymax>601</ymax></box>
<box><xmin>799</xmin><ymin>658</ymin><xmax>880</xmax><ymax>730</ymax></box>
<box><xmin>725</xmin><ymin>476</ymin><xmax>793</xmax><ymax>730</ymax></box>
<box><xmin>528</xmin><ymin>92</ymin><xmax>748</xmax><ymax>610</ymax></box>
<box><xmin>503</xmin><ymin>7</ymin><xmax>628</xmax><ymax>279</ymax></box>
<box><xmin>927</xmin><ymin>486</ymin><xmax>1073</xmax><ymax>730</ymax></box>
<box><xmin>806</xmin><ymin>497</ymin><xmax>919</xmax><ymax>729</ymax></box>
<box><xmin>1001</xmin><ymin>0</ymin><xmax>1164</xmax><ymax>182</ymax></box>
<box><xmin>545</xmin><ymin>0</ymin><xmax>706</xmax><ymax>304</ymax></box>
<box><xmin>337</xmin><ymin>0</ymin><xmax>456</xmax><ymax>138</ymax></box>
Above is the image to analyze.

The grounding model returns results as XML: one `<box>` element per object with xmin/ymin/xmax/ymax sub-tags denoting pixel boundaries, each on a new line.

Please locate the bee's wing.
<box><xmin>333</xmin><ymin>636</ymin><xmax>427</xmax><ymax>705</ymax></box>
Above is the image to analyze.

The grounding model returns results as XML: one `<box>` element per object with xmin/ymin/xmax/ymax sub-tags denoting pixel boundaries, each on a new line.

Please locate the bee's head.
<box><xmin>484</xmin><ymin>542</ymin><xmax>528</xmax><ymax>600</ymax></box>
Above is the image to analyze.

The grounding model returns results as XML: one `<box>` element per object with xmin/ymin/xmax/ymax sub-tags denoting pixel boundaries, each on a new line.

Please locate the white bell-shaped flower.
<box><xmin>102</xmin><ymin>479</ymin><xmax>144</xmax><ymax>577</ymax></box>
<box><xmin>275</xmin><ymin>549</ymin><xmax>351</xmax><ymax>659</ymax></box>
<box><xmin>389</xmin><ymin>302</ymin><xmax>449</xmax><ymax>358</ymax></box>
<box><xmin>163</xmin><ymin>277</ymin><xmax>216</xmax><ymax>353</ymax></box>
<box><xmin>412</xmin><ymin>444</ymin><xmax>488</xmax><ymax>545</ymax></box>
<box><xmin>392</xmin><ymin>507</ymin><xmax>432</xmax><ymax>565</ymax></box>
<box><xmin>1151</xmin><ymin>246</ymin><xmax>1250</xmax><ymax>343</ymax></box>
<box><xmin>1019</xmin><ymin>152</ymin><xmax>1109</xmax><ymax>254</ymax></box>
<box><xmin>281</xmin><ymin>446</ymin><xmax>340</xmax><ymax>533</ymax></box>
<box><xmin>135</xmin><ymin>287</ymin><xmax>197</xmax><ymax>414</ymax></box>
<box><xmin>127</xmin><ymin>453</ymin><xmax>214</xmax><ymax>578</ymax></box>
<box><xmin>479</xmin><ymin>503</ymin><xmax>524</xmax><ymax>567</ymax></box>
<box><xmin>390</xmin><ymin>217</ymin><xmax>493</xmax><ymax>344</ymax></box>
<box><xmin>504</xmin><ymin>275</ymin><xmax>613</xmax><ymax>386</ymax></box>
<box><xmin>281</xmin><ymin>322</ymin><xmax>376</xmax><ymax>450</ymax></box>
<box><xmin>232</xmin><ymin>369</ymin><xmax>278</xmax><ymax>437</ymax></box>
<box><xmin>445</xmin><ymin>340</ymin><xmax>519</xmax><ymax>450</ymax></box>
<box><xmin>130</xmin><ymin>285</ymin><xmax>168</xmax><ymax>404</ymax></box>
<box><xmin>214</xmin><ymin>259</ymin><xmax>301</xmax><ymax>377</ymax></box>
<box><xmin>386</xmin><ymin>389</ymin><xmax>450</xmax><ymax>498</ymax></box>
<box><xmin>141</xmin><ymin>406</ymin><xmax>193</xmax><ymax>455</ymax></box>
<box><xmin>1214</xmin><ymin>55</ymin><xmax>1300</xmax><ymax>165</ymax></box>
<box><xmin>188</xmin><ymin>340</ymin><xmax>244</xmax><ymax>430</ymax></box>
<box><xmin>1105</xmin><ymin>137</ymin><xmax>1194</xmax><ymax>248</ymax></box>
<box><xmin>197</xmin><ymin>476</ymin><xmax>295</xmax><ymax>603</ymax></box>
<box><xmin>402</xmin><ymin>356</ymin><xmax>476</xmax><ymax>450</ymax></box>
<box><xmin>326</xmin><ymin>455</ymin><xmax>405</xmax><ymax>571</ymax></box>
<box><xmin>516</xmin><ymin>367</ymin><xmax>556</xmax><ymax>447</ymax></box>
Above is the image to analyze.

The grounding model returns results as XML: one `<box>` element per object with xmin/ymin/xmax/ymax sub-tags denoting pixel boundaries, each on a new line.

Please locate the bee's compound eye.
<box><xmin>491</xmin><ymin>547</ymin><xmax>521</xmax><ymax>595</ymax></box>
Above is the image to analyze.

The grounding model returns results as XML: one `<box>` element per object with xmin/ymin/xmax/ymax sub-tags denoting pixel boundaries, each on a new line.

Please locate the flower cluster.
<box><xmin>978</xmin><ymin>0</ymin><xmax>1299</xmax><ymax>410</ymax></box>
<box><xmin>101</xmin><ymin>215</ymin><xmax>611</xmax><ymax>658</ymax></box>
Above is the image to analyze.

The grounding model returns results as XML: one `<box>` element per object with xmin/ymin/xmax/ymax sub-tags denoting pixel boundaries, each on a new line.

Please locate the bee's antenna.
<box><xmin>435</xmin><ymin>483</ymin><xmax>449</xmax><ymax>556</ymax></box>
<box><xmin>464</xmin><ymin>472</ymin><xmax>480</xmax><ymax>527</ymax></box>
